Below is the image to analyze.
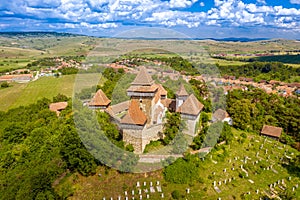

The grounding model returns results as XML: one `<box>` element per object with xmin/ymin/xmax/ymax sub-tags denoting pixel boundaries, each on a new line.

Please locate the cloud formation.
<box><xmin>0</xmin><ymin>0</ymin><xmax>299</xmax><ymax>38</ymax></box>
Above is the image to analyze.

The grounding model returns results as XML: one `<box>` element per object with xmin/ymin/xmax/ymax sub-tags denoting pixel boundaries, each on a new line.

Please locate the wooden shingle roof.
<box><xmin>49</xmin><ymin>102</ymin><xmax>68</xmax><ymax>112</ymax></box>
<box><xmin>120</xmin><ymin>100</ymin><xmax>147</xmax><ymax>125</ymax></box>
<box><xmin>89</xmin><ymin>89</ymin><xmax>111</xmax><ymax>107</ymax></box>
<box><xmin>176</xmin><ymin>84</ymin><xmax>188</xmax><ymax>96</ymax></box>
<box><xmin>212</xmin><ymin>109</ymin><xmax>229</xmax><ymax>121</ymax></box>
<box><xmin>261</xmin><ymin>125</ymin><xmax>283</xmax><ymax>138</ymax></box>
<box><xmin>131</xmin><ymin>66</ymin><xmax>154</xmax><ymax>86</ymax></box>
<box><xmin>177</xmin><ymin>94</ymin><xmax>204</xmax><ymax>116</ymax></box>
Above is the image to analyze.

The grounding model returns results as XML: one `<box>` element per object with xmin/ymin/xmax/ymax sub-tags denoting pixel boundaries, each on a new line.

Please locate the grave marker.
<box><xmin>137</xmin><ymin>182</ymin><xmax>140</xmax><ymax>187</ymax></box>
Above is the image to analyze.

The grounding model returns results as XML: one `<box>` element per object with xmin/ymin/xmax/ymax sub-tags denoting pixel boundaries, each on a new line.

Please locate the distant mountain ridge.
<box><xmin>0</xmin><ymin>31</ymin><xmax>297</xmax><ymax>42</ymax></box>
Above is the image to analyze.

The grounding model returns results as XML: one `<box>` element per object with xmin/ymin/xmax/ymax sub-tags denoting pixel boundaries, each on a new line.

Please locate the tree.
<box><xmin>1</xmin><ymin>82</ymin><xmax>9</xmax><ymax>88</ymax></box>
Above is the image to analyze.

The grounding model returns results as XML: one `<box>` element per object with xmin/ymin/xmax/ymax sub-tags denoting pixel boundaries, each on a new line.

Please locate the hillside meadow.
<box><xmin>0</xmin><ymin>74</ymin><xmax>103</xmax><ymax>111</ymax></box>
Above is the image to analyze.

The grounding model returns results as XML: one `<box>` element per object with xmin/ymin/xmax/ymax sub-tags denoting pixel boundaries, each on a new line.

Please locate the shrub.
<box><xmin>171</xmin><ymin>190</ymin><xmax>181</xmax><ymax>199</ymax></box>
<box><xmin>1</xmin><ymin>82</ymin><xmax>9</xmax><ymax>88</ymax></box>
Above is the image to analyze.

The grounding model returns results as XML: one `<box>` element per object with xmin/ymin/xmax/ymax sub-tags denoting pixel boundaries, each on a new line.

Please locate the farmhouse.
<box><xmin>260</xmin><ymin>125</ymin><xmax>283</xmax><ymax>140</ymax></box>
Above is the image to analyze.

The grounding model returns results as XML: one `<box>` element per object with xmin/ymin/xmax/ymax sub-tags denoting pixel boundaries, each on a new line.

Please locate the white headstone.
<box><xmin>137</xmin><ymin>182</ymin><xmax>140</xmax><ymax>187</ymax></box>
<box><xmin>224</xmin><ymin>179</ymin><xmax>227</xmax><ymax>184</ymax></box>
<box><xmin>232</xmin><ymin>167</ymin><xmax>234</xmax><ymax>170</ymax></box>
<box><xmin>103</xmin><ymin>198</ymin><xmax>106</xmax><ymax>200</ymax></box>
<box><xmin>224</xmin><ymin>168</ymin><xmax>227</xmax><ymax>173</ymax></box>
<box><xmin>150</xmin><ymin>182</ymin><xmax>153</xmax><ymax>187</ymax></box>
<box><xmin>110</xmin><ymin>198</ymin><xmax>113</xmax><ymax>200</ymax></box>
<box><xmin>139</xmin><ymin>195</ymin><xmax>142</xmax><ymax>200</ymax></box>
<box><xmin>186</xmin><ymin>188</ymin><xmax>190</xmax><ymax>194</ymax></box>
<box><xmin>146</xmin><ymin>194</ymin><xmax>150</xmax><ymax>199</ymax></box>
<box><xmin>118</xmin><ymin>196</ymin><xmax>121</xmax><ymax>200</ymax></box>
<box><xmin>256</xmin><ymin>189</ymin><xmax>259</xmax><ymax>194</ymax></box>
<box><xmin>228</xmin><ymin>178</ymin><xmax>231</xmax><ymax>182</ymax></box>
<box><xmin>132</xmin><ymin>190</ymin><xmax>135</xmax><ymax>195</ymax></box>
<box><xmin>139</xmin><ymin>189</ymin><xmax>142</xmax><ymax>195</ymax></box>
<box><xmin>161</xmin><ymin>193</ymin><xmax>164</xmax><ymax>198</ymax></box>
<box><xmin>219</xmin><ymin>181</ymin><xmax>222</xmax><ymax>186</ymax></box>
<box><xmin>157</xmin><ymin>181</ymin><xmax>160</xmax><ymax>185</ymax></box>
<box><xmin>213</xmin><ymin>181</ymin><xmax>216</xmax><ymax>186</ymax></box>
<box><xmin>144</xmin><ymin>182</ymin><xmax>147</xmax><ymax>186</ymax></box>
<box><xmin>292</xmin><ymin>187</ymin><xmax>295</xmax><ymax>192</ymax></box>
<box><xmin>125</xmin><ymin>191</ymin><xmax>128</xmax><ymax>196</ymax></box>
<box><xmin>125</xmin><ymin>197</ymin><xmax>128</xmax><ymax>200</ymax></box>
<box><xmin>288</xmin><ymin>177</ymin><xmax>291</xmax><ymax>181</ymax></box>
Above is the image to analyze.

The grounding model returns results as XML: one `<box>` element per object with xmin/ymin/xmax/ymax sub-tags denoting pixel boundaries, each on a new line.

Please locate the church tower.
<box><xmin>176</xmin><ymin>84</ymin><xmax>189</xmax><ymax>110</ymax></box>
<box><xmin>127</xmin><ymin>66</ymin><xmax>158</xmax><ymax>125</ymax></box>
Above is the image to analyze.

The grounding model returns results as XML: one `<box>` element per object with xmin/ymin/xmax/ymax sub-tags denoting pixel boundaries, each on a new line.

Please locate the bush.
<box><xmin>171</xmin><ymin>190</ymin><xmax>181</xmax><ymax>199</ymax></box>
<box><xmin>1</xmin><ymin>82</ymin><xmax>9</xmax><ymax>88</ymax></box>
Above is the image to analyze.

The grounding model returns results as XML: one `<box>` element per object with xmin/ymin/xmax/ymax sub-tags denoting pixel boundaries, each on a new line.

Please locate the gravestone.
<box><xmin>156</xmin><ymin>186</ymin><xmax>162</xmax><ymax>192</ymax></box>
<box><xmin>146</xmin><ymin>194</ymin><xmax>150</xmax><ymax>199</ymax></box>
<box><xmin>137</xmin><ymin>182</ymin><xmax>140</xmax><ymax>187</ymax></box>
<box><xmin>144</xmin><ymin>182</ymin><xmax>147</xmax><ymax>187</ymax></box>
<box><xmin>292</xmin><ymin>187</ymin><xmax>295</xmax><ymax>192</ymax></box>
<box><xmin>228</xmin><ymin>178</ymin><xmax>231</xmax><ymax>183</ymax></box>
<box><xmin>161</xmin><ymin>193</ymin><xmax>164</xmax><ymax>198</ymax></box>
<box><xmin>232</xmin><ymin>167</ymin><xmax>235</xmax><ymax>170</ymax></box>
<box><xmin>125</xmin><ymin>197</ymin><xmax>128</xmax><ymax>200</ymax></box>
<box><xmin>256</xmin><ymin>189</ymin><xmax>259</xmax><ymax>194</ymax></box>
<box><xmin>213</xmin><ymin>181</ymin><xmax>216</xmax><ymax>186</ymax></box>
<box><xmin>110</xmin><ymin>198</ymin><xmax>113</xmax><ymax>200</ymax></box>
<box><xmin>140</xmin><ymin>195</ymin><xmax>142</xmax><ymax>200</ymax></box>
<box><xmin>118</xmin><ymin>196</ymin><xmax>121</xmax><ymax>200</ymax></box>
<box><xmin>125</xmin><ymin>191</ymin><xmax>128</xmax><ymax>196</ymax></box>
<box><xmin>219</xmin><ymin>181</ymin><xmax>222</xmax><ymax>186</ymax></box>
<box><xmin>224</xmin><ymin>179</ymin><xmax>227</xmax><ymax>184</ymax></box>
<box><xmin>150</xmin><ymin>187</ymin><xmax>155</xmax><ymax>193</ymax></box>
<box><xmin>223</xmin><ymin>168</ymin><xmax>227</xmax><ymax>173</ymax></box>
<box><xmin>103</xmin><ymin>198</ymin><xmax>106</xmax><ymax>200</ymax></box>
<box><xmin>186</xmin><ymin>188</ymin><xmax>190</xmax><ymax>194</ymax></box>
<box><xmin>156</xmin><ymin>181</ymin><xmax>160</xmax><ymax>185</ymax></box>
<box><xmin>139</xmin><ymin>189</ymin><xmax>142</xmax><ymax>195</ymax></box>
<box><xmin>132</xmin><ymin>190</ymin><xmax>135</xmax><ymax>195</ymax></box>
<box><xmin>150</xmin><ymin>182</ymin><xmax>153</xmax><ymax>187</ymax></box>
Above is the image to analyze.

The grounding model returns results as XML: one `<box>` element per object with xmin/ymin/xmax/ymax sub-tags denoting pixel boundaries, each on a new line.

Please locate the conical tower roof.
<box><xmin>177</xmin><ymin>94</ymin><xmax>204</xmax><ymax>116</ymax></box>
<box><xmin>131</xmin><ymin>66</ymin><xmax>154</xmax><ymax>86</ymax></box>
<box><xmin>176</xmin><ymin>84</ymin><xmax>189</xmax><ymax>96</ymax></box>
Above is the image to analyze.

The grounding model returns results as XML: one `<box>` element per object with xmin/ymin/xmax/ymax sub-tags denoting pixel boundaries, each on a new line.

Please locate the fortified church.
<box><xmin>89</xmin><ymin>66</ymin><xmax>204</xmax><ymax>153</ymax></box>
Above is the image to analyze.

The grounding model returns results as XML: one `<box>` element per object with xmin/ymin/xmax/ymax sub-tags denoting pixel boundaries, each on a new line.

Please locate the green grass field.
<box><xmin>60</xmin><ymin>128</ymin><xmax>300</xmax><ymax>200</ymax></box>
<box><xmin>0</xmin><ymin>73</ymin><xmax>104</xmax><ymax>111</ymax></box>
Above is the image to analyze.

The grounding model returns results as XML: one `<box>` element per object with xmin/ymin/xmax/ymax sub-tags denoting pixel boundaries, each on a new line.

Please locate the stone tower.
<box><xmin>127</xmin><ymin>66</ymin><xmax>158</xmax><ymax>125</ymax></box>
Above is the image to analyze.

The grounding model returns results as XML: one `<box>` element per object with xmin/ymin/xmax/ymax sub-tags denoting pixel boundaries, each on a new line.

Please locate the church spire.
<box><xmin>131</xmin><ymin>66</ymin><xmax>154</xmax><ymax>86</ymax></box>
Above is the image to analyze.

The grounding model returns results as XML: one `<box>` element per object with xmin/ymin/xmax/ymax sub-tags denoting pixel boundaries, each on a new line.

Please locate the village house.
<box><xmin>0</xmin><ymin>74</ymin><xmax>33</xmax><ymax>83</ymax></box>
<box><xmin>212</xmin><ymin>108</ymin><xmax>233</xmax><ymax>125</ymax></box>
<box><xmin>49</xmin><ymin>102</ymin><xmax>68</xmax><ymax>116</ymax></box>
<box><xmin>260</xmin><ymin>125</ymin><xmax>283</xmax><ymax>140</ymax></box>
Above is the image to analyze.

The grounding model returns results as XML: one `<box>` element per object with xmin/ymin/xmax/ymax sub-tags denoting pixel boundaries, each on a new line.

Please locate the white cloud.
<box><xmin>290</xmin><ymin>0</ymin><xmax>300</xmax><ymax>4</ymax></box>
<box><xmin>256</xmin><ymin>0</ymin><xmax>266</xmax><ymax>5</ymax></box>
<box><xmin>200</xmin><ymin>2</ymin><xmax>205</xmax><ymax>7</ymax></box>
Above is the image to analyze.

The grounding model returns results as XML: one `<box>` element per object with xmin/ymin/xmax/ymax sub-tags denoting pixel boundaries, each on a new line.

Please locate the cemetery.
<box><xmin>66</xmin><ymin>128</ymin><xmax>300</xmax><ymax>199</ymax></box>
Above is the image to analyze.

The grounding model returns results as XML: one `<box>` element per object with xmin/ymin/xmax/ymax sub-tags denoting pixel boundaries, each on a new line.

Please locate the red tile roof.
<box><xmin>49</xmin><ymin>102</ymin><xmax>68</xmax><ymax>116</ymax></box>
<box><xmin>120</xmin><ymin>100</ymin><xmax>147</xmax><ymax>125</ymax></box>
<box><xmin>261</xmin><ymin>125</ymin><xmax>283</xmax><ymax>138</ymax></box>
<box><xmin>177</xmin><ymin>94</ymin><xmax>204</xmax><ymax>116</ymax></box>
<box><xmin>89</xmin><ymin>89</ymin><xmax>111</xmax><ymax>107</ymax></box>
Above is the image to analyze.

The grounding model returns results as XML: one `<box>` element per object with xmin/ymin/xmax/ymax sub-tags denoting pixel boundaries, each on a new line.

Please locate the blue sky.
<box><xmin>0</xmin><ymin>0</ymin><xmax>300</xmax><ymax>39</ymax></box>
